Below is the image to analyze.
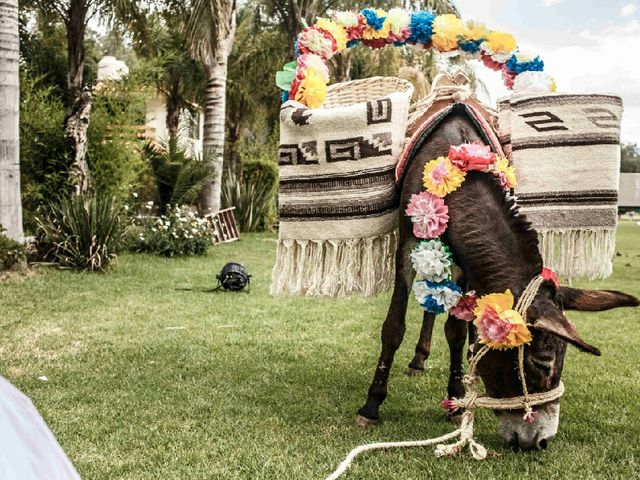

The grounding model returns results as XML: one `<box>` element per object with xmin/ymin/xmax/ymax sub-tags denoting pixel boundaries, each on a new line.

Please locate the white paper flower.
<box><xmin>513</xmin><ymin>71</ymin><xmax>556</xmax><ymax>95</ymax></box>
<box><xmin>410</xmin><ymin>240</ymin><xmax>452</xmax><ymax>282</ymax></box>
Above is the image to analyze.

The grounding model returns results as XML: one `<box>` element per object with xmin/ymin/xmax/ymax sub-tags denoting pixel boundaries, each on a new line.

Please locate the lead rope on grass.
<box><xmin>324</xmin><ymin>275</ymin><xmax>565</xmax><ymax>480</ymax></box>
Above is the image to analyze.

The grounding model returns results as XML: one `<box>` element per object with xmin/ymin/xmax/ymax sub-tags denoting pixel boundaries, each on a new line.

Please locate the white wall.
<box><xmin>619</xmin><ymin>173</ymin><xmax>640</xmax><ymax>207</ymax></box>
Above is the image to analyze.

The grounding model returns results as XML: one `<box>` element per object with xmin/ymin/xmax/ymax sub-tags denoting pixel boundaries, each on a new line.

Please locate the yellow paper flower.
<box><xmin>315</xmin><ymin>18</ymin><xmax>348</xmax><ymax>52</ymax></box>
<box><xmin>423</xmin><ymin>157</ymin><xmax>466</xmax><ymax>197</ymax></box>
<box><xmin>495</xmin><ymin>157</ymin><xmax>517</xmax><ymax>189</ymax></box>
<box><xmin>294</xmin><ymin>68</ymin><xmax>327</xmax><ymax>108</ymax></box>
<box><xmin>362</xmin><ymin>9</ymin><xmax>391</xmax><ymax>40</ymax></box>
<box><xmin>473</xmin><ymin>289</ymin><xmax>532</xmax><ymax>349</ymax></box>
<box><xmin>484</xmin><ymin>31</ymin><xmax>517</xmax><ymax>55</ymax></box>
<box><xmin>432</xmin><ymin>14</ymin><xmax>465</xmax><ymax>52</ymax></box>
<box><xmin>464</xmin><ymin>21</ymin><xmax>489</xmax><ymax>42</ymax></box>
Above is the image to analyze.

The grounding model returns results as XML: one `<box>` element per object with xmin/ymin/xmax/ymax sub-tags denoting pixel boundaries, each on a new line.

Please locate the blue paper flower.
<box><xmin>281</xmin><ymin>91</ymin><xmax>289</xmax><ymax>103</ymax></box>
<box><xmin>505</xmin><ymin>55</ymin><xmax>544</xmax><ymax>74</ymax></box>
<box><xmin>346</xmin><ymin>39</ymin><xmax>361</xmax><ymax>49</ymax></box>
<box><xmin>459</xmin><ymin>40</ymin><xmax>483</xmax><ymax>54</ymax></box>
<box><xmin>407</xmin><ymin>11</ymin><xmax>435</xmax><ymax>44</ymax></box>
<box><xmin>422</xmin><ymin>295</ymin><xmax>446</xmax><ymax>314</ymax></box>
<box><xmin>414</xmin><ymin>279</ymin><xmax>463</xmax><ymax>314</ymax></box>
<box><xmin>361</xmin><ymin>8</ymin><xmax>386</xmax><ymax>30</ymax></box>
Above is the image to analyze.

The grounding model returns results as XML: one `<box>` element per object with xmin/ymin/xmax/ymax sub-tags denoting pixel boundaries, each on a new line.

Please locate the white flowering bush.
<box><xmin>133</xmin><ymin>204</ymin><xmax>211</xmax><ymax>257</ymax></box>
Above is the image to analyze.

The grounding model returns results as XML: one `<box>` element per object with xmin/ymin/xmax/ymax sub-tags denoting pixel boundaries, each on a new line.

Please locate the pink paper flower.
<box><xmin>448</xmin><ymin>142</ymin><xmax>497</xmax><ymax>172</ymax></box>
<box><xmin>387</xmin><ymin>27</ymin><xmax>411</xmax><ymax>43</ymax></box>
<box><xmin>297</xmin><ymin>26</ymin><xmax>337</xmax><ymax>59</ymax></box>
<box><xmin>541</xmin><ymin>267</ymin><xmax>559</xmax><ymax>286</ymax></box>
<box><xmin>502</xmin><ymin>66</ymin><xmax>517</xmax><ymax>89</ymax></box>
<box><xmin>450</xmin><ymin>292</ymin><xmax>478</xmax><ymax>322</ymax></box>
<box><xmin>524</xmin><ymin>410</ymin><xmax>539</xmax><ymax>424</ymax></box>
<box><xmin>405</xmin><ymin>192</ymin><xmax>449</xmax><ymax>239</ymax></box>
<box><xmin>441</xmin><ymin>399</ymin><xmax>459</xmax><ymax>414</ymax></box>
<box><xmin>475</xmin><ymin>305</ymin><xmax>513</xmax><ymax>346</ymax></box>
<box><xmin>481</xmin><ymin>52</ymin><xmax>503</xmax><ymax>71</ymax></box>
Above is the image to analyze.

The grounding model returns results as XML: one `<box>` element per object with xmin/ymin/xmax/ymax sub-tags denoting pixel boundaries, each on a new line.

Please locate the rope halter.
<box><xmin>324</xmin><ymin>275</ymin><xmax>566</xmax><ymax>479</ymax></box>
<box><xmin>439</xmin><ymin>275</ymin><xmax>565</xmax><ymax>458</ymax></box>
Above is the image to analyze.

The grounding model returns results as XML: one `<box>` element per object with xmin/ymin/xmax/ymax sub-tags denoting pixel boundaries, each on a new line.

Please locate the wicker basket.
<box><xmin>324</xmin><ymin>76</ymin><xmax>414</xmax><ymax>108</ymax></box>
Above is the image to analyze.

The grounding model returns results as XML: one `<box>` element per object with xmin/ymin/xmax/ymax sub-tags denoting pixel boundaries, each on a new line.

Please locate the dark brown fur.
<box><xmin>357</xmin><ymin>108</ymin><xmax>638</xmax><ymax>448</ymax></box>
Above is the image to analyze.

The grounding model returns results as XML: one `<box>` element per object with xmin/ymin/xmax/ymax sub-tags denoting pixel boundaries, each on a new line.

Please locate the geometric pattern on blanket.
<box><xmin>498</xmin><ymin>93</ymin><xmax>623</xmax><ymax>280</ymax></box>
<box><xmin>271</xmin><ymin>91</ymin><xmax>411</xmax><ymax>297</ymax></box>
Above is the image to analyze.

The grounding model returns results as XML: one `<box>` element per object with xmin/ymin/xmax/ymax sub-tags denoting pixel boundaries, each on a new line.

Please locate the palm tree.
<box><xmin>0</xmin><ymin>0</ymin><xmax>24</xmax><ymax>241</ymax></box>
<box><xmin>224</xmin><ymin>5</ymin><xmax>289</xmax><ymax>174</ymax></box>
<box><xmin>186</xmin><ymin>0</ymin><xmax>237</xmax><ymax>214</ymax></box>
<box><xmin>141</xmin><ymin>13</ymin><xmax>205</xmax><ymax>147</ymax></box>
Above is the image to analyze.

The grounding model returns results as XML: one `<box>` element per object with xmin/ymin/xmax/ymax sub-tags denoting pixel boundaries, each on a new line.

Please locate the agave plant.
<box><xmin>35</xmin><ymin>194</ymin><xmax>124</xmax><ymax>272</ymax></box>
<box><xmin>221</xmin><ymin>160</ymin><xmax>277</xmax><ymax>232</ymax></box>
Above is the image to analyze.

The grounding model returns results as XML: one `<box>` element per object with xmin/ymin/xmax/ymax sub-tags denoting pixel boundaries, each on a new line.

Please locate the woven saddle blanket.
<box><xmin>271</xmin><ymin>90</ymin><xmax>411</xmax><ymax>297</ymax></box>
<box><xmin>498</xmin><ymin>94</ymin><xmax>623</xmax><ymax>279</ymax></box>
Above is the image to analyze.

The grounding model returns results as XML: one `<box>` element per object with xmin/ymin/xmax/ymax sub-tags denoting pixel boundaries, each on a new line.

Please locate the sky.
<box><xmin>454</xmin><ymin>0</ymin><xmax>640</xmax><ymax>144</ymax></box>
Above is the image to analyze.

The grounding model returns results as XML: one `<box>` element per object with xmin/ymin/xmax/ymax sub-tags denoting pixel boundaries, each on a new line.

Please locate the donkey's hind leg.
<box><xmin>407</xmin><ymin>311</ymin><xmax>436</xmax><ymax>376</ymax></box>
<box><xmin>356</xmin><ymin>239</ymin><xmax>415</xmax><ymax>426</ymax></box>
<box><xmin>445</xmin><ymin>313</ymin><xmax>468</xmax><ymax>403</ymax></box>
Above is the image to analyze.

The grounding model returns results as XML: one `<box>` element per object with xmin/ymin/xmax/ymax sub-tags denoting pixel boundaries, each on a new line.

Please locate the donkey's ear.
<box><xmin>532</xmin><ymin>311</ymin><xmax>601</xmax><ymax>356</ymax></box>
<box><xmin>556</xmin><ymin>287</ymin><xmax>639</xmax><ymax>312</ymax></box>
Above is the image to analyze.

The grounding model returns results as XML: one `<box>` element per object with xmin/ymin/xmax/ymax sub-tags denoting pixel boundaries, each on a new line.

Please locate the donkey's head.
<box><xmin>476</xmin><ymin>282</ymin><xmax>638</xmax><ymax>450</ymax></box>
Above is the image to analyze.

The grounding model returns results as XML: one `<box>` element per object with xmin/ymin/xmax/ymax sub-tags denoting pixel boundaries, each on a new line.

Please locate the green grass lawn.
<box><xmin>1</xmin><ymin>223</ymin><xmax>639</xmax><ymax>479</ymax></box>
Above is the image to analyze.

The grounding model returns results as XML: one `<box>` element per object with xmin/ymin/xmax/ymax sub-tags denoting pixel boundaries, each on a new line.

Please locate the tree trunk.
<box><xmin>65</xmin><ymin>90</ymin><xmax>92</xmax><ymax>195</ymax></box>
<box><xmin>65</xmin><ymin>0</ymin><xmax>87</xmax><ymax>109</ymax></box>
<box><xmin>166</xmin><ymin>92</ymin><xmax>181</xmax><ymax>147</ymax></box>
<box><xmin>63</xmin><ymin>0</ymin><xmax>92</xmax><ymax>194</ymax></box>
<box><xmin>199</xmin><ymin>14</ymin><xmax>236</xmax><ymax>215</ymax></box>
<box><xmin>0</xmin><ymin>0</ymin><xmax>24</xmax><ymax>241</ymax></box>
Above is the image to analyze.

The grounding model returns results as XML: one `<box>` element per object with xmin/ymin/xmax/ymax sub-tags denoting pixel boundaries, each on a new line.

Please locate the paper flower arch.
<box><xmin>275</xmin><ymin>9</ymin><xmax>557</xmax><ymax>108</ymax></box>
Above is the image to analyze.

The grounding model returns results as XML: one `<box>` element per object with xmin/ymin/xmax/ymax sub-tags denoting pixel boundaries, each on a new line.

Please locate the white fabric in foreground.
<box><xmin>0</xmin><ymin>376</ymin><xmax>81</xmax><ymax>480</ymax></box>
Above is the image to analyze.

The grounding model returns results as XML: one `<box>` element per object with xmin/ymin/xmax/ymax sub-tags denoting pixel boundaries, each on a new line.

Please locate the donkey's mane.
<box><xmin>502</xmin><ymin>189</ymin><xmax>544</xmax><ymax>271</ymax></box>
<box><xmin>445</xmin><ymin>171</ymin><xmax>544</xmax><ymax>290</ymax></box>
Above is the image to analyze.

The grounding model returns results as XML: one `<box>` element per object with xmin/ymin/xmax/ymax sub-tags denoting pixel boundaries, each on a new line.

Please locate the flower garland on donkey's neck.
<box><xmin>275</xmin><ymin>9</ymin><xmax>556</xmax><ymax>108</ymax></box>
<box><xmin>406</xmin><ymin>141</ymin><xmax>538</xmax><ymax>352</ymax></box>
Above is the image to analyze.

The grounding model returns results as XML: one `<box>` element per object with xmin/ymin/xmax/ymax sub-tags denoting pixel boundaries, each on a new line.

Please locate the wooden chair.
<box><xmin>206</xmin><ymin>207</ymin><xmax>240</xmax><ymax>244</ymax></box>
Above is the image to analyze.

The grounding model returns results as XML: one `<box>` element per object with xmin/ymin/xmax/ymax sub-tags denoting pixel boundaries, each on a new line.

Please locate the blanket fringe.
<box><xmin>537</xmin><ymin>228</ymin><xmax>616</xmax><ymax>281</ymax></box>
<box><xmin>270</xmin><ymin>231</ymin><xmax>397</xmax><ymax>298</ymax></box>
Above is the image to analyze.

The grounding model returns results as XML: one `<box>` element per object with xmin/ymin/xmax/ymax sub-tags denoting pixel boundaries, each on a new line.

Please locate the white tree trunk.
<box><xmin>0</xmin><ymin>0</ymin><xmax>23</xmax><ymax>241</ymax></box>
<box><xmin>199</xmin><ymin>9</ymin><xmax>236</xmax><ymax>215</ymax></box>
<box><xmin>200</xmin><ymin>61</ymin><xmax>228</xmax><ymax>215</ymax></box>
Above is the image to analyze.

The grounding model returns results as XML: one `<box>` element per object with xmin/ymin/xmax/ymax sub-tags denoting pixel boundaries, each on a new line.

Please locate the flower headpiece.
<box><xmin>276</xmin><ymin>9</ymin><xmax>556</xmax><ymax>108</ymax></box>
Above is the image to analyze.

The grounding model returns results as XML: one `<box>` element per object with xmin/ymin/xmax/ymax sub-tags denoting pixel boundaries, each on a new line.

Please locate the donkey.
<box><xmin>356</xmin><ymin>104</ymin><xmax>639</xmax><ymax>450</ymax></box>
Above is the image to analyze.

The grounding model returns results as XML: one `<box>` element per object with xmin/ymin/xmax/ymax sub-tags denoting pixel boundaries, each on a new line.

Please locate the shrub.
<box><xmin>0</xmin><ymin>226</ymin><xmax>27</xmax><ymax>272</ymax></box>
<box><xmin>35</xmin><ymin>195</ymin><xmax>125</xmax><ymax>271</ymax></box>
<box><xmin>132</xmin><ymin>205</ymin><xmax>210</xmax><ymax>257</ymax></box>
<box><xmin>221</xmin><ymin>160</ymin><xmax>278</xmax><ymax>232</ymax></box>
<box><xmin>88</xmin><ymin>78</ymin><xmax>151</xmax><ymax>202</ymax></box>
<box><xmin>19</xmin><ymin>72</ymin><xmax>73</xmax><ymax>232</ymax></box>
<box><xmin>143</xmin><ymin>141</ymin><xmax>213</xmax><ymax>212</ymax></box>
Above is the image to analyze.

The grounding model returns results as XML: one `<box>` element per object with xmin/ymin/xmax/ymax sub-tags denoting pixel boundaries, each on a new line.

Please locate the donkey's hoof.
<box><xmin>406</xmin><ymin>366</ymin><xmax>424</xmax><ymax>377</ymax></box>
<box><xmin>356</xmin><ymin>414</ymin><xmax>378</xmax><ymax>428</ymax></box>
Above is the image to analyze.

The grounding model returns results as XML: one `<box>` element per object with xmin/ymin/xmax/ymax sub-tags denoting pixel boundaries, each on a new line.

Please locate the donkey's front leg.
<box><xmin>356</xmin><ymin>246</ymin><xmax>414</xmax><ymax>426</ymax></box>
<box><xmin>407</xmin><ymin>311</ymin><xmax>436</xmax><ymax>375</ymax></box>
